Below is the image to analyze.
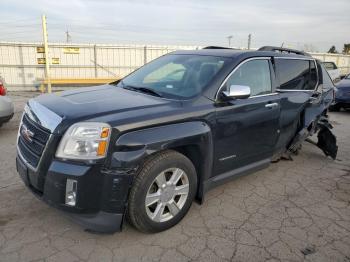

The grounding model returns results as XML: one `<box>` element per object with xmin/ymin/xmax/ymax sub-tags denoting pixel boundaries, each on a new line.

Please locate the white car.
<box><xmin>322</xmin><ymin>62</ymin><xmax>341</xmax><ymax>82</ymax></box>
<box><xmin>0</xmin><ymin>80</ymin><xmax>14</xmax><ymax>127</ymax></box>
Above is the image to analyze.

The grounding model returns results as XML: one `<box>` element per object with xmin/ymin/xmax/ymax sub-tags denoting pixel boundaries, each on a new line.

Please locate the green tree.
<box><xmin>343</xmin><ymin>44</ymin><xmax>350</xmax><ymax>54</ymax></box>
<box><xmin>328</xmin><ymin>46</ymin><xmax>338</xmax><ymax>53</ymax></box>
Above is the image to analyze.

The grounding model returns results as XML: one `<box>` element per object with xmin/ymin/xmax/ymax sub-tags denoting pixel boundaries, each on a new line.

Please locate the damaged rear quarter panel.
<box><xmin>303</xmin><ymin>87</ymin><xmax>333</xmax><ymax>128</ymax></box>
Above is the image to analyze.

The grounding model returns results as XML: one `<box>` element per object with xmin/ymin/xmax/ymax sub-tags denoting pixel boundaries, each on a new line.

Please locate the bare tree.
<box><xmin>328</xmin><ymin>46</ymin><xmax>338</xmax><ymax>54</ymax></box>
<box><xmin>343</xmin><ymin>44</ymin><xmax>350</xmax><ymax>54</ymax></box>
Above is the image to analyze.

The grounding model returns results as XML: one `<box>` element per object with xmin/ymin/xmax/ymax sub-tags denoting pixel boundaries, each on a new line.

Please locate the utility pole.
<box><xmin>247</xmin><ymin>34</ymin><xmax>252</xmax><ymax>50</ymax></box>
<box><xmin>65</xmin><ymin>29</ymin><xmax>72</xmax><ymax>43</ymax></box>
<box><xmin>41</xmin><ymin>14</ymin><xmax>51</xmax><ymax>93</ymax></box>
<box><xmin>227</xmin><ymin>35</ymin><xmax>233</xmax><ymax>47</ymax></box>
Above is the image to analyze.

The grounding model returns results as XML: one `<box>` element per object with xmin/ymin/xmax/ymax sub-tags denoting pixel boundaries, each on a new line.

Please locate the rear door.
<box><xmin>213</xmin><ymin>58</ymin><xmax>281</xmax><ymax>175</ymax></box>
<box><xmin>273</xmin><ymin>58</ymin><xmax>319</xmax><ymax>152</ymax></box>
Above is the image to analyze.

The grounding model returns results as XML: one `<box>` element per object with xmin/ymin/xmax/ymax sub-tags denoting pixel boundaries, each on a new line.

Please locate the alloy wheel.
<box><xmin>145</xmin><ymin>168</ymin><xmax>189</xmax><ymax>223</ymax></box>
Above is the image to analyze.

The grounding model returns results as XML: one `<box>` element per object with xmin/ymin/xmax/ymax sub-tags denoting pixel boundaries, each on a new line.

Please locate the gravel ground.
<box><xmin>0</xmin><ymin>92</ymin><xmax>349</xmax><ymax>262</ymax></box>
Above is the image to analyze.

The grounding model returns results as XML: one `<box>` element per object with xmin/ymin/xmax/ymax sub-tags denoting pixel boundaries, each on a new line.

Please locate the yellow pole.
<box><xmin>41</xmin><ymin>14</ymin><xmax>51</xmax><ymax>93</ymax></box>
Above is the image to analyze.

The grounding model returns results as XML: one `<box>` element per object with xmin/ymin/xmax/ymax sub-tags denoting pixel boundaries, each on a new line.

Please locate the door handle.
<box><xmin>265</xmin><ymin>102</ymin><xmax>279</xmax><ymax>108</ymax></box>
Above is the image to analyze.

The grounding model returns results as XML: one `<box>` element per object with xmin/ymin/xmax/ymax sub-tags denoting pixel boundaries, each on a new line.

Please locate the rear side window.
<box><xmin>321</xmin><ymin>65</ymin><xmax>334</xmax><ymax>90</ymax></box>
<box><xmin>275</xmin><ymin>59</ymin><xmax>318</xmax><ymax>90</ymax></box>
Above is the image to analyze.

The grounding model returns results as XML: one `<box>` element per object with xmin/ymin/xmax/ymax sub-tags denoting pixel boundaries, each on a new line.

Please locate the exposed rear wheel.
<box><xmin>127</xmin><ymin>150</ymin><xmax>197</xmax><ymax>233</ymax></box>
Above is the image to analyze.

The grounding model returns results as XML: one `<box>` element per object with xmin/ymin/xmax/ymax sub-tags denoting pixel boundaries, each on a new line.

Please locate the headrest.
<box><xmin>199</xmin><ymin>64</ymin><xmax>217</xmax><ymax>86</ymax></box>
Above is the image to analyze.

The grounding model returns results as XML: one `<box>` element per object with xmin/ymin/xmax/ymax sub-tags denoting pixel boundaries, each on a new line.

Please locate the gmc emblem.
<box><xmin>21</xmin><ymin>124</ymin><xmax>34</xmax><ymax>143</ymax></box>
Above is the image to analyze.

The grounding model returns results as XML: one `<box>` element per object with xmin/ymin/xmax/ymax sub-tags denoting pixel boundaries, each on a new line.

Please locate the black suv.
<box><xmin>16</xmin><ymin>46</ymin><xmax>337</xmax><ymax>233</ymax></box>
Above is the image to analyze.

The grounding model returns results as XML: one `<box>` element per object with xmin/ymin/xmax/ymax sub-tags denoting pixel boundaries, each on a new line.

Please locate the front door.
<box><xmin>213</xmin><ymin>58</ymin><xmax>280</xmax><ymax>175</ymax></box>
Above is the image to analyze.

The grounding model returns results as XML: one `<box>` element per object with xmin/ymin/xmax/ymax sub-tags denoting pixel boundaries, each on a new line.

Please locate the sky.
<box><xmin>0</xmin><ymin>0</ymin><xmax>349</xmax><ymax>52</ymax></box>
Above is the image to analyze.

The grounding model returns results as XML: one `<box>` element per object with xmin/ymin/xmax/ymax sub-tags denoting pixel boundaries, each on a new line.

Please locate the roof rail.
<box><xmin>258</xmin><ymin>46</ymin><xmax>311</xmax><ymax>57</ymax></box>
<box><xmin>203</xmin><ymin>46</ymin><xmax>236</xmax><ymax>50</ymax></box>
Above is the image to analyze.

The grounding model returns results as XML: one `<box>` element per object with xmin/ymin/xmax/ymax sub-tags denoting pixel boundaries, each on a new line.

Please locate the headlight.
<box><xmin>56</xmin><ymin>122</ymin><xmax>111</xmax><ymax>160</ymax></box>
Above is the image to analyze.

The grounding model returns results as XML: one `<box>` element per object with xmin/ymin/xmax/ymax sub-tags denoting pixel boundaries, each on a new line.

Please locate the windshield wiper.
<box><xmin>123</xmin><ymin>85</ymin><xmax>163</xmax><ymax>97</ymax></box>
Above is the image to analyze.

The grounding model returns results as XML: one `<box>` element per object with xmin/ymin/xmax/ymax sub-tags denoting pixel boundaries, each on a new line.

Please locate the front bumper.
<box><xmin>334</xmin><ymin>97</ymin><xmax>350</xmax><ymax>108</ymax></box>
<box><xmin>16</xmin><ymin>154</ymin><xmax>133</xmax><ymax>233</ymax></box>
<box><xmin>0</xmin><ymin>96</ymin><xmax>14</xmax><ymax>119</ymax></box>
<box><xmin>0</xmin><ymin>113</ymin><xmax>13</xmax><ymax>124</ymax></box>
<box><xmin>334</xmin><ymin>90</ymin><xmax>350</xmax><ymax>107</ymax></box>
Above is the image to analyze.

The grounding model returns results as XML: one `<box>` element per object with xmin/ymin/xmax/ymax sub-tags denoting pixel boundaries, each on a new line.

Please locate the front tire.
<box><xmin>127</xmin><ymin>150</ymin><xmax>197</xmax><ymax>233</ymax></box>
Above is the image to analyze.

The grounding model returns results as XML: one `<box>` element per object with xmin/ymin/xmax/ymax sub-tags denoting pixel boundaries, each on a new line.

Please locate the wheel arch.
<box><xmin>168</xmin><ymin>144</ymin><xmax>207</xmax><ymax>203</ymax></box>
<box><xmin>111</xmin><ymin>121</ymin><xmax>213</xmax><ymax>203</ymax></box>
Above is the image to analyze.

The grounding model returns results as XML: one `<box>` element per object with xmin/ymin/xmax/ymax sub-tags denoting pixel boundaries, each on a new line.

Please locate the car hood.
<box><xmin>31</xmin><ymin>84</ymin><xmax>180</xmax><ymax>133</ymax></box>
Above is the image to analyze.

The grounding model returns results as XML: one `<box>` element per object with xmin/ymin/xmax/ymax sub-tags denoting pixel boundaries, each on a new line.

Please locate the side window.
<box><xmin>275</xmin><ymin>59</ymin><xmax>317</xmax><ymax>90</ymax></box>
<box><xmin>225</xmin><ymin>59</ymin><xmax>272</xmax><ymax>97</ymax></box>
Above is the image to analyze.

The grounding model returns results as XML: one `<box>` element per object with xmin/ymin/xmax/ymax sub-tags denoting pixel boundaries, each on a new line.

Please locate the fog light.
<box><xmin>65</xmin><ymin>179</ymin><xmax>77</xmax><ymax>206</ymax></box>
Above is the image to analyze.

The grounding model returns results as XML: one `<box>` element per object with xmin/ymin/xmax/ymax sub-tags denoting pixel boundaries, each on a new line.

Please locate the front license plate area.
<box><xmin>16</xmin><ymin>157</ymin><xmax>29</xmax><ymax>186</ymax></box>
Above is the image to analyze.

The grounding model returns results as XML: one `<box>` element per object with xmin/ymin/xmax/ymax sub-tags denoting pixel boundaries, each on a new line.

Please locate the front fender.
<box><xmin>111</xmin><ymin>122</ymin><xmax>213</xmax><ymax>196</ymax></box>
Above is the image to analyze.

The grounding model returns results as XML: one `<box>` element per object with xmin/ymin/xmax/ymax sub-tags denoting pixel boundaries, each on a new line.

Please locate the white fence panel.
<box><xmin>310</xmin><ymin>52</ymin><xmax>350</xmax><ymax>75</ymax></box>
<box><xmin>0</xmin><ymin>42</ymin><xmax>349</xmax><ymax>91</ymax></box>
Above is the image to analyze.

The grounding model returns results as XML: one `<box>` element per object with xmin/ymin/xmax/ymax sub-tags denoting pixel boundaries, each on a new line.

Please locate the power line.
<box><xmin>0</xmin><ymin>30</ymin><xmax>40</xmax><ymax>36</ymax></box>
<box><xmin>0</xmin><ymin>24</ymin><xmax>41</xmax><ymax>29</ymax></box>
<box><xmin>47</xmin><ymin>20</ymin><xmax>237</xmax><ymax>35</ymax></box>
<box><xmin>0</xmin><ymin>18</ymin><xmax>38</xmax><ymax>25</ymax></box>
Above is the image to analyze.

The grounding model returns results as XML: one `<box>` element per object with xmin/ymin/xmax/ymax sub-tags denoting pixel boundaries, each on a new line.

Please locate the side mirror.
<box><xmin>223</xmin><ymin>85</ymin><xmax>251</xmax><ymax>99</ymax></box>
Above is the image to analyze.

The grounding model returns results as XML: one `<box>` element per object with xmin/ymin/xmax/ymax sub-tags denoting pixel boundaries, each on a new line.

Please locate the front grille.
<box><xmin>18</xmin><ymin>114</ymin><xmax>51</xmax><ymax>168</ymax></box>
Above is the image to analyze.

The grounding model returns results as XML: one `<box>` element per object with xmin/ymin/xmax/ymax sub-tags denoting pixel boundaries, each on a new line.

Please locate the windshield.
<box><xmin>117</xmin><ymin>54</ymin><xmax>230</xmax><ymax>99</ymax></box>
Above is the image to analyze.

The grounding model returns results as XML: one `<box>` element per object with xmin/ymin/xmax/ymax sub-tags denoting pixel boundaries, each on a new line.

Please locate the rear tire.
<box><xmin>127</xmin><ymin>150</ymin><xmax>197</xmax><ymax>233</ymax></box>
